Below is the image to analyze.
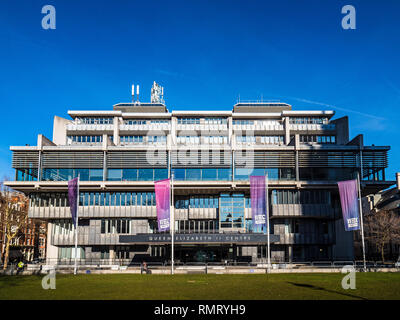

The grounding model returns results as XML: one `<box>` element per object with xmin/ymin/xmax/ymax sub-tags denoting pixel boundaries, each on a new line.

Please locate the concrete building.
<box><xmin>5</xmin><ymin>83</ymin><xmax>394</xmax><ymax>264</ymax></box>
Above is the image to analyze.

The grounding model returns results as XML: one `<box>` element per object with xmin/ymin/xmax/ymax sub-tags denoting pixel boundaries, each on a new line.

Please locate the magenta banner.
<box><xmin>68</xmin><ymin>177</ymin><xmax>78</xmax><ymax>227</ymax></box>
<box><xmin>338</xmin><ymin>179</ymin><xmax>360</xmax><ymax>231</ymax></box>
<box><xmin>250</xmin><ymin>176</ymin><xmax>266</xmax><ymax>228</ymax></box>
<box><xmin>155</xmin><ymin>179</ymin><xmax>171</xmax><ymax>232</ymax></box>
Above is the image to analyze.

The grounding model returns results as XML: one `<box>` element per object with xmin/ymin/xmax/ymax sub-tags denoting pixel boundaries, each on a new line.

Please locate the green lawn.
<box><xmin>0</xmin><ymin>273</ymin><xmax>399</xmax><ymax>300</ymax></box>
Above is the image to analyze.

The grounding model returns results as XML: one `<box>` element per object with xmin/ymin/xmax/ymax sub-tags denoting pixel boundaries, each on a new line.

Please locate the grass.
<box><xmin>0</xmin><ymin>273</ymin><xmax>399</xmax><ymax>300</ymax></box>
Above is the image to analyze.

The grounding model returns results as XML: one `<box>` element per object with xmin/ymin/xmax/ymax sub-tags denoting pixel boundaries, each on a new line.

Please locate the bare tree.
<box><xmin>364</xmin><ymin>209</ymin><xmax>400</xmax><ymax>262</ymax></box>
<box><xmin>0</xmin><ymin>186</ymin><xmax>29</xmax><ymax>270</ymax></box>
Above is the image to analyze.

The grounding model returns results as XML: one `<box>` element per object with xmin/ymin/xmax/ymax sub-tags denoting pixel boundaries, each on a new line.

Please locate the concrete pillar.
<box><xmin>109</xmin><ymin>246</ymin><xmax>115</xmax><ymax>264</ymax></box>
<box><xmin>46</xmin><ymin>223</ymin><xmax>58</xmax><ymax>265</ymax></box>
<box><xmin>284</xmin><ymin>117</ymin><xmax>290</xmax><ymax>145</ymax></box>
<box><xmin>113</xmin><ymin>116</ymin><xmax>120</xmax><ymax>145</ymax></box>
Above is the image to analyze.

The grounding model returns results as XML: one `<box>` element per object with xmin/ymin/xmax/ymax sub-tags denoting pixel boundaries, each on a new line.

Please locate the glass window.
<box><xmin>202</xmin><ymin>168</ymin><xmax>217</xmax><ymax>181</ymax></box>
<box><xmin>108</xmin><ymin>169</ymin><xmax>122</xmax><ymax>181</ymax></box>
<box><xmin>122</xmin><ymin>169</ymin><xmax>138</xmax><ymax>181</ymax></box>
<box><xmin>89</xmin><ymin>169</ymin><xmax>103</xmax><ymax>181</ymax></box>
<box><xmin>218</xmin><ymin>168</ymin><xmax>231</xmax><ymax>181</ymax></box>
<box><xmin>154</xmin><ymin>168</ymin><xmax>168</xmax><ymax>181</ymax></box>
<box><xmin>173</xmin><ymin>168</ymin><xmax>185</xmax><ymax>180</ymax></box>
<box><xmin>138</xmin><ymin>168</ymin><xmax>153</xmax><ymax>181</ymax></box>
<box><xmin>186</xmin><ymin>168</ymin><xmax>201</xmax><ymax>180</ymax></box>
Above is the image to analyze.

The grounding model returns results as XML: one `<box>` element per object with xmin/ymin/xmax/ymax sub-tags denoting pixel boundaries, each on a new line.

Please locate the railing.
<box><xmin>20</xmin><ymin>259</ymin><xmax>399</xmax><ymax>270</ymax></box>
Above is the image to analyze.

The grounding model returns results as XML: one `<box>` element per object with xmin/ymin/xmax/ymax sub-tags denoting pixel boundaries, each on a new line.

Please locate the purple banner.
<box><xmin>338</xmin><ymin>179</ymin><xmax>360</xmax><ymax>231</ymax></box>
<box><xmin>68</xmin><ymin>177</ymin><xmax>78</xmax><ymax>227</ymax></box>
<box><xmin>250</xmin><ymin>176</ymin><xmax>266</xmax><ymax>228</ymax></box>
<box><xmin>155</xmin><ymin>179</ymin><xmax>171</xmax><ymax>232</ymax></box>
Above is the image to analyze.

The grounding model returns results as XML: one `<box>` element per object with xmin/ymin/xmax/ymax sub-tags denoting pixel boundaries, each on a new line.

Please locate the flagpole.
<box><xmin>265</xmin><ymin>173</ymin><xmax>271</xmax><ymax>273</ymax></box>
<box><xmin>74</xmin><ymin>174</ymin><xmax>80</xmax><ymax>275</ymax></box>
<box><xmin>357</xmin><ymin>172</ymin><xmax>367</xmax><ymax>272</ymax></box>
<box><xmin>171</xmin><ymin>173</ymin><xmax>174</xmax><ymax>275</ymax></box>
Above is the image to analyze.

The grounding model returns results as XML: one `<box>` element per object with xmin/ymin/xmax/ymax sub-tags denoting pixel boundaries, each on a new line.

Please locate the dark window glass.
<box><xmin>108</xmin><ymin>169</ymin><xmax>122</xmax><ymax>181</ymax></box>
<box><xmin>202</xmin><ymin>168</ymin><xmax>217</xmax><ymax>181</ymax></box>
<box><xmin>122</xmin><ymin>169</ymin><xmax>137</xmax><ymax>181</ymax></box>
<box><xmin>138</xmin><ymin>169</ymin><xmax>153</xmax><ymax>181</ymax></box>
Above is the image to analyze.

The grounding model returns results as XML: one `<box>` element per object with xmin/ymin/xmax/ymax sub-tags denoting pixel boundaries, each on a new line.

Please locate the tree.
<box><xmin>0</xmin><ymin>188</ymin><xmax>29</xmax><ymax>270</ymax></box>
<box><xmin>364</xmin><ymin>209</ymin><xmax>400</xmax><ymax>262</ymax></box>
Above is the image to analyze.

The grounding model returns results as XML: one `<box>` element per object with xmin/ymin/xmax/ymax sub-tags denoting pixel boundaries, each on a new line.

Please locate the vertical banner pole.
<box><xmin>357</xmin><ymin>172</ymin><xmax>367</xmax><ymax>272</ymax></box>
<box><xmin>265</xmin><ymin>173</ymin><xmax>271</xmax><ymax>273</ymax></box>
<box><xmin>74</xmin><ymin>174</ymin><xmax>80</xmax><ymax>275</ymax></box>
<box><xmin>171</xmin><ymin>174</ymin><xmax>174</xmax><ymax>275</ymax></box>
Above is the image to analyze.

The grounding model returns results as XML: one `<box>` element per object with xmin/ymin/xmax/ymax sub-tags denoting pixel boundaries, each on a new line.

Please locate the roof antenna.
<box><xmin>131</xmin><ymin>84</ymin><xmax>135</xmax><ymax>103</ymax></box>
<box><xmin>136</xmin><ymin>85</ymin><xmax>140</xmax><ymax>104</ymax></box>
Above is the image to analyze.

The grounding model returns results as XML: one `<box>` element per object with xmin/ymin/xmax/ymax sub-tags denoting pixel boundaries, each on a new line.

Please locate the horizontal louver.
<box><xmin>12</xmin><ymin>151</ymin><xmax>39</xmax><ymax>168</ymax></box>
<box><xmin>171</xmin><ymin>150</ymin><xmax>231</xmax><ymax>168</ymax></box>
<box><xmin>362</xmin><ymin>151</ymin><xmax>388</xmax><ymax>168</ymax></box>
<box><xmin>107</xmin><ymin>151</ymin><xmax>167</xmax><ymax>168</ymax></box>
<box><xmin>298</xmin><ymin>151</ymin><xmax>358</xmax><ymax>168</ymax></box>
<box><xmin>42</xmin><ymin>152</ymin><xmax>103</xmax><ymax>168</ymax></box>
<box><xmin>235</xmin><ymin>151</ymin><xmax>295</xmax><ymax>168</ymax></box>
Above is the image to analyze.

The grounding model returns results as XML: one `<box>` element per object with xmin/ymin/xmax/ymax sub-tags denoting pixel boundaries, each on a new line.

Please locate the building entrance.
<box><xmin>171</xmin><ymin>245</ymin><xmax>233</xmax><ymax>263</ymax></box>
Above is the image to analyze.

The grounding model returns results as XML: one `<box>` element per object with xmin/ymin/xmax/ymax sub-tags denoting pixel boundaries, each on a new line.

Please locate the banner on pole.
<box><xmin>68</xmin><ymin>177</ymin><xmax>78</xmax><ymax>227</ymax></box>
<box><xmin>155</xmin><ymin>179</ymin><xmax>171</xmax><ymax>232</ymax></box>
<box><xmin>250</xmin><ymin>176</ymin><xmax>266</xmax><ymax>229</ymax></box>
<box><xmin>338</xmin><ymin>179</ymin><xmax>360</xmax><ymax>231</ymax></box>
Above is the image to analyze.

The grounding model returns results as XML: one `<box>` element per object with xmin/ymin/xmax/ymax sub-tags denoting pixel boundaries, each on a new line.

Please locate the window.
<box><xmin>76</xmin><ymin>117</ymin><xmax>113</xmax><ymax>125</ymax></box>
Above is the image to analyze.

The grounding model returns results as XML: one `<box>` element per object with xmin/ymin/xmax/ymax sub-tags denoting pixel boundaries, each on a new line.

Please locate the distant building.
<box><xmin>4</xmin><ymin>82</ymin><xmax>394</xmax><ymax>264</ymax></box>
<box><xmin>1</xmin><ymin>193</ymin><xmax>47</xmax><ymax>263</ymax></box>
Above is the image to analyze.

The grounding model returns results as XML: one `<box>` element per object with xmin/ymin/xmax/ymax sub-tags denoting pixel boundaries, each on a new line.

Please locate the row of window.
<box><xmin>176</xmin><ymin>136</ymin><xmax>228</xmax><ymax>144</ymax></box>
<box><xmin>177</xmin><ymin>118</ymin><xmax>200</xmax><ymax>125</ymax></box>
<box><xmin>173</xmin><ymin>168</ymin><xmax>231</xmax><ymax>181</ymax></box>
<box><xmin>32</xmin><ymin>192</ymin><xmax>158</xmax><ymax>207</ymax></box>
<box><xmin>101</xmin><ymin>219</ymin><xmax>131</xmax><ymax>234</ymax></box>
<box><xmin>234</xmin><ymin>168</ymin><xmax>295</xmax><ymax>181</ymax></box>
<box><xmin>120</xmin><ymin>135</ymin><xmax>167</xmax><ymax>144</ymax></box>
<box><xmin>76</xmin><ymin>117</ymin><xmax>113</xmax><ymax>125</ymax></box>
<box><xmin>300</xmin><ymin>135</ymin><xmax>336</xmax><ymax>144</ymax></box>
<box><xmin>236</xmin><ymin>135</ymin><xmax>284</xmax><ymax>144</ymax></box>
<box><xmin>108</xmin><ymin>168</ymin><xmax>168</xmax><ymax>181</ymax></box>
<box><xmin>123</xmin><ymin>119</ymin><xmax>169</xmax><ymax>125</ymax></box>
<box><xmin>289</xmin><ymin>117</ymin><xmax>329</xmax><ymax>125</ymax></box>
<box><xmin>68</xmin><ymin>135</ymin><xmax>103</xmax><ymax>143</ymax></box>
<box><xmin>233</xmin><ymin>120</ymin><xmax>281</xmax><ymax>126</ymax></box>
<box><xmin>37</xmin><ymin>167</ymin><xmax>298</xmax><ymax>182</ymax></box>
<box><xmin>271</xmin><ymin>190</ymin><xmax>331</xmax><ymax>205</ymax></box>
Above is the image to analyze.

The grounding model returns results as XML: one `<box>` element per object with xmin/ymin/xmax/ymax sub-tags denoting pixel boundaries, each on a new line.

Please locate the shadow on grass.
<box><xmin>287</xmin><ymin>282</ymin><xmax>368</xmax><ymax>300</ymax></box>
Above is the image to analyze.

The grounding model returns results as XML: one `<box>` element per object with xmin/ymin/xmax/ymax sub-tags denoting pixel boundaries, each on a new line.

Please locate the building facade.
<box><xmin>0</xmin><ymin>192</ymin><xmax>47</xmax><ymax>263</ymax></box>
<box><xmin>5</xmin><ymin>84</ymin><xmax>394</xmax><ymax>264</ymax></box>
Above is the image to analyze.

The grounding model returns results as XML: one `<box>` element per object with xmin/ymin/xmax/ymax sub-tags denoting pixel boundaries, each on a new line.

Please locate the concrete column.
<box><xmin>109</xmin><ymin>246</ymin><xmax>115</xmax><ymax>264</ymax></box>
<box><xmin>284</xmin><ymin>117</ymin><xmax>290</xmax><ymax>145</ymax></box>
<box><xmin>46</xmin><ymin>223</ymin><xmax>58</xmax><ymax>265</ymax></box>
<box><xmin>113</xmin><ymin>116</ymin><xmax>120</xmax><ymax>145</ymax></box>
<box><xmin>288</xmin><ymin>245</ymin><xmax>293</xmax><ymax>263</ymax></box>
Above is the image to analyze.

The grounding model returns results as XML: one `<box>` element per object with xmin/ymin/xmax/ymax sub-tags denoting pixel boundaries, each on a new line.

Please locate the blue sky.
<box><xmin>0</xmin><ymin>0</ymin><xmax>399</xmax><ymax>181</ymax></box>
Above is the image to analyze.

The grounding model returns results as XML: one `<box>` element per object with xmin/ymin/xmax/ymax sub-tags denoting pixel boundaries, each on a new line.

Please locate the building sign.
<box><xmin>120</xmin><ymin>233</ymin><xmax>279</xmax><ymax>244</ymax></box>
